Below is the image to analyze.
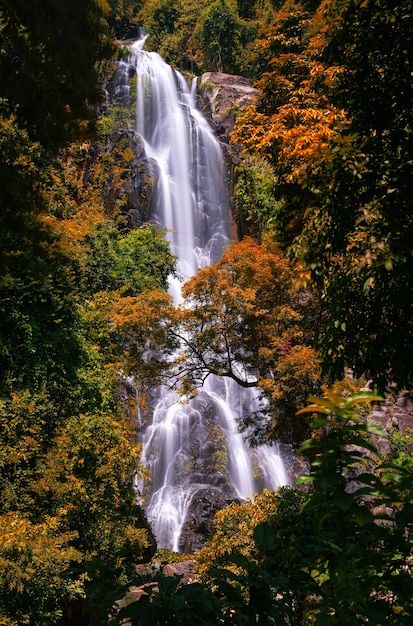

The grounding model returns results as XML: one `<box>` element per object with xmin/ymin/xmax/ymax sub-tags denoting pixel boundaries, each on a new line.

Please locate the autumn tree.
<box><xmin>0</xmin><ymin>391</ymin><xmax>155</xmax><ymax>625</ymax></box>
<box><xmin>290</xmin><ymin>0</ymin><xmax>413</xmax><ymax>390</ymax></box>
<box><xmin>232</xmin><ymin>0</ymin><xmax>413</xmax><ymax>392</ymax></box>
<box><xmin>232</xmin><ymin>0</ymin><xmax>346</xmax><ymax>248</ymax></box>
<box><xmin>171</xmin><ymin>237</ymin><xmax>320</xmax><ymax>443</ymax></box>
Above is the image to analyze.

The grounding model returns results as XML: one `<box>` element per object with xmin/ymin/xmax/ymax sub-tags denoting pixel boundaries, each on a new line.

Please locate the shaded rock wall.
<box><xmin>179</xmin><ymin>488</ymin><xmax>241</xmax><ymax>553</ymax></box>
<box><xmin>101</xmin><ymin>129</ymin><xmax>155</xmax><ymax>227</ymax></box>
<box><xmin>369</xmin><ymin>392</ymin><xmax>413</xmax><ymax>456</ymax></box>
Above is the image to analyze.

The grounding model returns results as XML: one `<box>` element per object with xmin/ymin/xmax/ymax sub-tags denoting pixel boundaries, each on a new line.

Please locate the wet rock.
<box><xmin>106</xmin><ymin>60</ymin><xmax>136</xmax><ymax>107</ymax></box>
<box><xmin>369</xmin><ymin>392</ymin><xmax>413</xmax><ymax>456</ymax></box>
<box><xmin>179</xmin><ymin>487</ymin><xmax>241</xmax><ymax>553</ymax></box>
<box><xmin>162</xmin><ymin>560</ymin><xmax>198</xmax><ymax>584</ymax></box>
<box><xmin>390</xmin><ymin>392</ymin><xmax>413</xmax><ymax>433</ymax></box>
<box><xmin>279</xmin><ymin>443</ymin><xmax>309</xmax><ymax>486</ymax></box>
<box><xmin>114</xmin><ymin>560</ymin><xmax>198</xmax><ymax>624</ymax></box>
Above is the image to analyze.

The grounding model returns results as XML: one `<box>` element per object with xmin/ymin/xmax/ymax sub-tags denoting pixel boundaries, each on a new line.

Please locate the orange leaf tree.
<box><xmin>232</xmin><ymin>0</ymin><xmax>348</xmax><ymax>248</ymax></box>
<box><xmin>233</xmin><ymin>0</ymin><xmax>413</xmax><ymax>392</ymax></box>
<box><xmin>172</xmin><ymin>237</ymin><xmax>320</xmax><ymax>443</ymax></box>
<box><xmin>290</xmin><ymin>0</ymin><xmax>413</xmax><ymax>390</ymax></box>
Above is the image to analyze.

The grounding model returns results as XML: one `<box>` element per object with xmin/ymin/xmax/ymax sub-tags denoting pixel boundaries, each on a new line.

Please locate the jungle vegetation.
<box><xmin>1</xmin><ymin>0</ymin><xmax>412</xmax><ymax>623</ymax></box>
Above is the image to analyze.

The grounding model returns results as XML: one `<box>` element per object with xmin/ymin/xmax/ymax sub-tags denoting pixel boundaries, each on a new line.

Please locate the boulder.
<box><xmin>162</xmin><ymin>560</ymin><xmax>198</xmax><ymax>584</ymax></box>
<box><xmin>197</xmin><ymin>72</ymin><xmax>258</xmax><ymax>142</ymax></box>
<box><xmin>371</xmin><ymin>391</ymin><xmax>413</xmax><ymax>455</ymax></box>
<box><xmin>178</xmin><ymin>487</ymin><xmax>241</xmax><ymax>553</ymax></box>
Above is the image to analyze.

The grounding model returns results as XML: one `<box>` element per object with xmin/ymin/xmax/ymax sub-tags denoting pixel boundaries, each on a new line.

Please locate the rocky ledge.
<box><xmin>197</xmin><ymin>72</ymin><xmax>258</xmax><ymax>142</ymax></box>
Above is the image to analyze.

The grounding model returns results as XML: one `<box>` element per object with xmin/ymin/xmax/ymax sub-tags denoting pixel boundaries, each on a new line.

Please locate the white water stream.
<box><xmin>127</xmin><ymin>39</ymin><xmax>287</xmax><ymax>551</ymax></box>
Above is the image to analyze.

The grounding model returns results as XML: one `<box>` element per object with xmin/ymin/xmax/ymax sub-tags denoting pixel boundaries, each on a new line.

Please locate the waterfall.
<box><xmin>127</xmin><ymin>39</ymin><xmax>288</xmax><ymax>551</ymax></box>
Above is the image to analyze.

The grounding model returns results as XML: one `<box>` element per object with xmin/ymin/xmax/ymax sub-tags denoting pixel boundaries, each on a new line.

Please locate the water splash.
<box><xmin>128</xmin><ymin>41</ymin><xmax>287</xmax><ymax>550</ymax></box>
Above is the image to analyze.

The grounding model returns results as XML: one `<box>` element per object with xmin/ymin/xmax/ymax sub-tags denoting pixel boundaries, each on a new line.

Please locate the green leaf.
<box><xmin>345</xmin><ymin>392</ymin><xmax>383</xmax><ymax>405</ymax></box>
<box><xmin>157</xmin><ymin>574</ymin><xmax>182</xmax><ymax>598</ymax></box>
<box><xmin>253</xmin><ymin>522</ymin><xmax>275</xmax><ymax>553</ymax></box>
<box><xmin>365</xmin><ymin>422</ymin><xmax>386</xmax><ymax>437</ymax></box>
<box><xmin>296</xmin><ymin>475</ymin><xmax>316</xmax><ymax>484</ymax></box>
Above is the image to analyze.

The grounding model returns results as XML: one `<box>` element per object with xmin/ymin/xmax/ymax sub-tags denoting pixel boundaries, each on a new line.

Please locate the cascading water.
<box><xmin>126</xmin><ymin>39</ymin><xmax>288</xmax><ymax>551</ymax></box>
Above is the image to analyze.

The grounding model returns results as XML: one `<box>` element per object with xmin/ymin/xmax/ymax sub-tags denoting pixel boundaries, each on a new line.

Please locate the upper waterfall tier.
<box><xmin>131</xmin><ymin>42</ymin><xmax>231</xmax><ymax>302</ymax></box>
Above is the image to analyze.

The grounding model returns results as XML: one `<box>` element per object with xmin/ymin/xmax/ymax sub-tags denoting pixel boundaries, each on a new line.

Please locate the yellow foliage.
<box><xmin>197</xmin><ymin>489</ymin><xmax>279</xmax><ymax>576</ymax></box>
<box><xmin>123</xmin><ymin>146</ymin><xmax>135</xmax><ymax>162</ymax></box>
<box><xmin>0</xmin><ymin>511</ymin><xmax>82</xmax><ymax>596</ymax></box>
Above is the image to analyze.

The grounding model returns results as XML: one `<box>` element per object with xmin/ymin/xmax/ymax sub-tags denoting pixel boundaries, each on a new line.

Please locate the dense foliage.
<box><xmin>0</xmin><ymin>0</ymin><xmax>114</xmax><ymax>148</ymax></box>
<box><xmin>232</xmin><ymin>0</ymin><xmax>413</xmax><ymax>391</ymax></box>
<box><xmin>135</xmin><ymin>0</ymin><xmax>277</xmax><ymax>77</ymax></box>
<box><xmin>0</xmin><ymin>2</ymin><xmax>176</xmax><ymax>623</ymax></box>
<box><xmin>1</xmin><ymin>0</ymin><xmax>413</xmax><ymax>623</ymax></box>
<box><xmin>131</xmin><ymin>0</ymin><xmax>413</xmax><ymax>392</ymax></box>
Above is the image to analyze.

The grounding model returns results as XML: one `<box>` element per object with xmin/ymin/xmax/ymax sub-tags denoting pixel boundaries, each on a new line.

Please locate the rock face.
<box><xmin>99</xmin><ymin>61</ymin><xmax>156</xmax><ymax>226</ymax></box>
<box><xmin>369</xmin><ymin>392</ymin><xmax>413</xmax><ymax>456</ymax></box>
<box><xmin>196</xmin><ymin>72</ymin><xmax>258</xmax><ymax>240</ymax></box>
<box><xmin>96</xmin><ymin>63</ymin><xmax>258</xmax><ymax>229</ymax></box>
<box><xmin>197</xmin><ymin>72</ymin><xmax>258</xmax><ymax>143</ymax></box>
<box><xmin>179</xmin><ymin>487</ymin><xmax>241</xmax><ymax>553</ymax></box>
<box><xmin>389</xmin><ymin>393</ymin><xmax>413</xmax><ymax>434</ymax></box>
<box><xmin>101</xmin><ymin>128</ymin><xmax>155</xmax><ymax>227</ymax></box>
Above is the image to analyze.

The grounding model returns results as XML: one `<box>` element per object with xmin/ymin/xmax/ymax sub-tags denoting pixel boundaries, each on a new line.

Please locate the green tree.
<box><xmin>137</xmin><ymin>0</ymin><xmax>200</xmax><ymax>71</ymax></box>
<box><xmin>0</xmin><ymin>0</ymin><xmax>114</xmax><ymax>148</ymax></box>
<box><xmin>0</xmin><ymin>113</ymin><xmax>47</xmax><ymax>236</ymax></box>
<box><xmin>196</xmin><ymin>0</ymin><xmax>251</xmax><ymax>73</ymax></box>
<box><xmin>106</xmin><ymin>0</ymin><xmax>143</xmax><ymax>39</ymax></box>
<box><xmin>137</xmin><ymin>0</ymin><xmax>275</xmax><ymax>76</ymax></box>
<box><xmin>83</xmin><ymin>224</ymin><xmax>177</xmax><ymax>297</ymax></box>
<box><xmin>196</xmin><ymin>488</ymin><xmax>313</xmax><ymax>625</ymax></box>
<box><xmin>234</xmin><ymin>156</ymin><xmax>280</xmax><ymax>239</ymax></box>
<box><xmin>0</xmin><ymin>218</ymin><xmax>84</xmax><ymax>395</ymax></box>
<box><xmin>116</xmin><ymin>573</ymin><xmax>223</xmax><ymax>625</ymax></box>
